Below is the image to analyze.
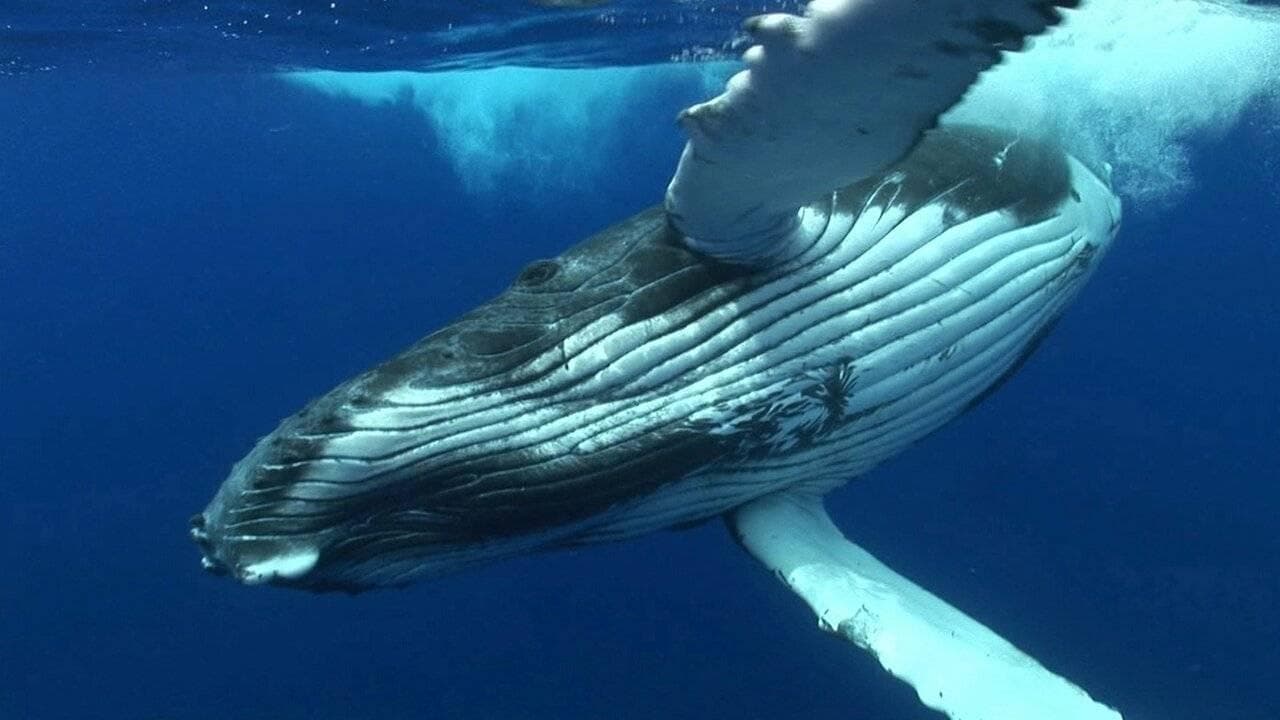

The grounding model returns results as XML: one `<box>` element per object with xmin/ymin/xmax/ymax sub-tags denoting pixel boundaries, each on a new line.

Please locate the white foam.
<box><xmin>283</xmin><ymin>64</ymin><xmax>728</xmax><ymax>196</ymax></box>
<box><xmin>945</xmin><ymin>0</ymin><xmax>1280</xmax><ymax>206</ymax></box>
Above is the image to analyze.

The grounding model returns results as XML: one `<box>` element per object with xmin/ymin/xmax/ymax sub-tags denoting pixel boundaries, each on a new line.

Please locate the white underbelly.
<box><xmin>574</xmin><ymin>161</ymin><xmax>1111</xmax><ymax>544</ymax></box>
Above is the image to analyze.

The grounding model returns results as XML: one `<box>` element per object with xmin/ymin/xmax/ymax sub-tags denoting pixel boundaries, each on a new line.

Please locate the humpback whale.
<box><xmin>193</xmin><ymin>1</ymin><xmax>1126</xmax><ymax>718</ymax></box>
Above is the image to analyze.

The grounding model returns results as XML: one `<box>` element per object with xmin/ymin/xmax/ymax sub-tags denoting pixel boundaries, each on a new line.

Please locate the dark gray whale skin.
<box><xmin>192</xmin><ymin>125</ymin><xmax>1114</xmax><ymax>593</ymax></box>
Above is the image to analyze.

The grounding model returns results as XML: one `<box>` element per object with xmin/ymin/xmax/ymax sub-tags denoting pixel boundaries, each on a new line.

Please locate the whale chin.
<box><xmin>193</xmin><ymin>126</ymin><xmax>1120</xmax><ymax>593</ymax></box>
<box><xmin>188</xmin><ymin>422</ymin><xmax>566</xmax><ymax>592</ymax></box>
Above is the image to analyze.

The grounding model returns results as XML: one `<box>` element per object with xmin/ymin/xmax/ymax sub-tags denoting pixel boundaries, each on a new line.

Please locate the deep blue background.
<box><xmin>2</xmin><ymin>72</ymin><xmax>1277</xmax><ymax>720</ymax></box>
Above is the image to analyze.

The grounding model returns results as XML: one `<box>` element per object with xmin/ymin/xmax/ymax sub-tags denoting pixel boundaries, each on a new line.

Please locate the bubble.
<box><xmin>946</xmin><ymin>0</ymin><xmax>1280</xmax><ymax>207</ymax></box>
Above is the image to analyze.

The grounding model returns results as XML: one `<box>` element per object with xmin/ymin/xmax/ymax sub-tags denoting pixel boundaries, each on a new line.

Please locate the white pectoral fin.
<box><xmin>730</xmin><ymin>491</ymin><xmax>1122</xmax><ymax>720</ymax></box>
<box><xmin>666</xmin><ymin>0</ymin><xmax>1081</xmax><ymax>265</ymax></box>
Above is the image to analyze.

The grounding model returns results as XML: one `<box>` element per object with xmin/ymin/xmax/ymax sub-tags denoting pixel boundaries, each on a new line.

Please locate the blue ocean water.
<box><xmin>2</xmin><ymin>3</ymin><xmax>1278</xmax><ymax>720</ymax></box>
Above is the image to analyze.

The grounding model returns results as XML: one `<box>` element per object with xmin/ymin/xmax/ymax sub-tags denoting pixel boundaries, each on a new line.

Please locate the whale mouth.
<box><xmin>189</xmin><ymin>505</ymin><xmax>322</xmax><ymax>587</ymax></box>
<box><xmin>192</xmin><ymin>476</ymin><xmax>330</xmax><ymax>589</ymax></box>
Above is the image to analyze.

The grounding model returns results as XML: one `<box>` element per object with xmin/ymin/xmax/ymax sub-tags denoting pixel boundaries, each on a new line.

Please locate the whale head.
<box><xmin>191</xmin><ymin>208</ymin><xmax>740</xmax><ymax>591</ymax></box>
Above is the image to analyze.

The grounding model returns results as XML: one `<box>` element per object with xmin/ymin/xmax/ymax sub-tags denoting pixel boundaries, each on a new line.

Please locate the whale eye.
<box><xmin>516</xmin><ymin>259</ymin><xmax>560</xmax><ymax>287</ymax></box>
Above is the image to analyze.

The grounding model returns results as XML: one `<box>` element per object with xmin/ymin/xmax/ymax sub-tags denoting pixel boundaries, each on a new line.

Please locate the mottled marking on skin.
<box><xmin>1072</xmin><ymin>242</ymin><xmax>1098</xmax><ymax>276</ymax></box>
<box><xmin>967</xmin><ymin>18</ymin><xmax>1029</xmax><ymax>51</ymax></box>
<box><xmin>934</xmin><ymin>39</ymin><xmax>970</xmax><ymax>57</ymax></box>
<box><xmin>833</xmin><ymin>125</ymin><xmax>1072</xmax><ymax>225</ymax></box>
<box><xmin>1030</xmin><ymin>0</ymin><xmax>1080</xmax><ymax>24</ymax></box>
<box><xmin>691</xmin><ymin>358</ymin><xmax>862</xmax><ymax>459</ymax></box>
<box><xmin>895</xmin><ymin>63</ymin><xmax>932</xmax><ymax>80</ymax></box>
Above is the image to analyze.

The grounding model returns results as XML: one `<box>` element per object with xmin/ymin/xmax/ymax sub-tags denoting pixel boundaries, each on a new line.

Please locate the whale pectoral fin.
<box><xmin>729</xmin><ymin>491</ymin><xmax>1122</xmax><ymax>720</ymax></box>
<box><xmin>666</xmin><ymin>0</ymin><xmax>1080</xmax><ymax>265</ymax></box>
